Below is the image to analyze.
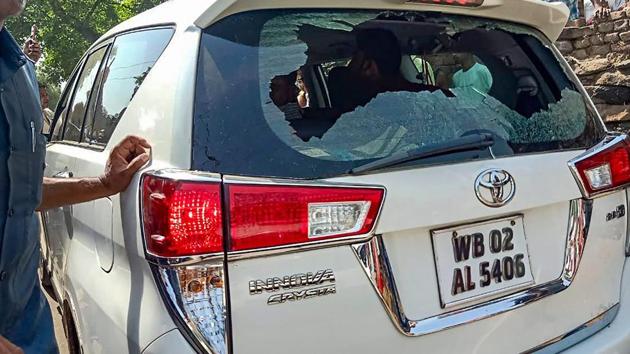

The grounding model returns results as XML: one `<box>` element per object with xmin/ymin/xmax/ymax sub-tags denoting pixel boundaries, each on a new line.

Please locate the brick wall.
<box><xmin>556</xmin><ymin>8</ymin><xmax>630</xmax><ymax>127</ymax></box>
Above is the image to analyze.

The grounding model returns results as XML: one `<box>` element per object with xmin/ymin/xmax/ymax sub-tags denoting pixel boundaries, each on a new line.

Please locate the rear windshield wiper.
<box><xmin>349</xmin><ymin>133</ymin><xmax>495</xmax><ymax>174</ymax></box>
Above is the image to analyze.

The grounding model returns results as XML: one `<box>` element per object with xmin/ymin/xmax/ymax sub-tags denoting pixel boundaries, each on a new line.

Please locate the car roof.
<box><xmin>101</xmin><ymin>0</ymin><xmax>569</xmax><ymax>43</ymax></box>
<box><xmin>100</xmin><ymin>0</ymin><xmax>216</xmax><ymax>40</ymax></box>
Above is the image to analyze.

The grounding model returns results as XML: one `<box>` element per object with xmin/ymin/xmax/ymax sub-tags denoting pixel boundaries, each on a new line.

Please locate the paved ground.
<box><xmin>43</xmin><ymin>287</ymin><xmax>70</xmax><ymax>354</ymax></box>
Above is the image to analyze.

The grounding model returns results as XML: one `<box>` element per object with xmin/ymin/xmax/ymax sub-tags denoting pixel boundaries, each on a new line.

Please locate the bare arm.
<box><xmin>38</xmin><ymin>135</ymin><xmax>151</xmax><ymax>211</ymax></box>
<box><xmin>0</xmin><ymin>335</ymin><xmax>22</xmax><ymax>354</ymax></box>
<box><xmin>39</xmin><ymin>177</ymin><xmax>111</xmax><ymax>210</ymax></box>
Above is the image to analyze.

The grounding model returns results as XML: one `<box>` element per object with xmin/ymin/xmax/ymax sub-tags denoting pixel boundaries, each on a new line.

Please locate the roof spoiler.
<box><xmin>194</xmin><ymin>0</ymin><xmax>569</xmax><ymax>42</ymax></box>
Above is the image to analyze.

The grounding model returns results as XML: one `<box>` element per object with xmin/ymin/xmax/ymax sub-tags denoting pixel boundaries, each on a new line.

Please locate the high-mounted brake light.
<box><xmin>141</xmin><ymin>175</ymin><xmax>223</xmax><ymax>257</ymax></box>
<box><xmin>227</xmin><ymin>184</ymin><xmax>385</xmax><ymax>251</ymax></box>
<box><xmin>570</xmin><ymin>135</ymin><xmax>630</xmax><ymax>198</ymax></box>
<box><xmin>406</xmin><ymin>0</ymin><xmax>484</xmax><ymax>7</ymax></box>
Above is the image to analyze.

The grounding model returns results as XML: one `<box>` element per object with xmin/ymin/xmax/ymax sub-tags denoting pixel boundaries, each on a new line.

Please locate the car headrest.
<box><xmin>516</xmin><ymin>75</ymin><xmax>538</xmax><ymax>97</ymax></box>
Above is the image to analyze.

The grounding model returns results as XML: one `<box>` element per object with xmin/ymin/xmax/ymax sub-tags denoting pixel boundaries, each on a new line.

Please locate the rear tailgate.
<box><xmin>190</xmin><ymin>5</ymin><xmax>626</xmax><ymax>354</ymax></box>
<box><xmin>225</xmin><ymin>150</ymin><xmax>626</xmax><ymax>353</ymax></box>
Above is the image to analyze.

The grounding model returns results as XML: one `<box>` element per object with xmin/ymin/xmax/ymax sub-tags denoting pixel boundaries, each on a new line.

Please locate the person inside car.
<box><xmin>289</xmin><ymin>29</ymin><xmax>455</xmax><ymax>142</ymax></box>
<box><xmin>329</xmin><ymin>28</ymin><xmax>453</xmax><ymax>114</ymax></box>
<box><xmin>452</xmin><ymin>53</ymin><xmax>493</xmax><ymax>94</ymax></box>
<box><xmin>328</xmin><ymin>65</ymin><xmax>365</xmax><ymax>113</ymax></box>
<box><xmin>435</xmin><ymin>68</ymin><xmax>452</xmax><ymax>91</ymax></box>
<box><xmin>269</xmin><ymin>72</ymin><xmax>303</xmax><ymax>121</ymax></box>
<box><xmin>295</xmin><ymin>69</ymin><xmax>310</xmax><ymax>109</ymax></box>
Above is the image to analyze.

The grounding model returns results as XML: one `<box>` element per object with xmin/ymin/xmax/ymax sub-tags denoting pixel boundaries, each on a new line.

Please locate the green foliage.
<box><xmin>5</xmin><ymin>0</ymin><xmax>164</xmax><ymax>88</ymax></box>
<box><xmin>45</xmin><ymin>83</ymin><xmax>61</xmax><ymax>110</ymax></box>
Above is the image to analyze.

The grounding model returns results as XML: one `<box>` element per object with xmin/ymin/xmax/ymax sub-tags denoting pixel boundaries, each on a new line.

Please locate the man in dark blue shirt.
<box><xmin>0</xmin><ymin>1</ymin><xmax>150</xmax><ymax>353</ymax></box>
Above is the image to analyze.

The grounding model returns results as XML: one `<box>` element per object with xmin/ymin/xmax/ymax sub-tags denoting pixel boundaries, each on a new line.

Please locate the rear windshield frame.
<box><xmin>192</xmin><ymin>9</ymin><xmax>607</xmax><ymax>180</ymax></box>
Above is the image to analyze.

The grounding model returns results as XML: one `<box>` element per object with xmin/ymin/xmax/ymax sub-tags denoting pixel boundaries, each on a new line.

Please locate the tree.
<box><xmin>5</xmin><ymin>0</ymin><xmax>165</xmax><ymax>87</ymax></box>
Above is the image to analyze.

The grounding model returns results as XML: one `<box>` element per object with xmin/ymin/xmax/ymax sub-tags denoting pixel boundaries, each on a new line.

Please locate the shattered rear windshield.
<box><xmin>193</xmin><ymin>10</ymin><xmax>604</xmax><ymax>179</ymax></box>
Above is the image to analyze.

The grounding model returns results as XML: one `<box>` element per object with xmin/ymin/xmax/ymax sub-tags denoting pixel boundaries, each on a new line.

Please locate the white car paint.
<box><xmin>227</xmin><ymin>159</ymin><xmax>627</xmax><ymax>353</ymax></box>
<box><xmin>98</xmin><ymin>0</ymin><xmax>569</xmax><ymax>45</ymax></box>
<box><xmin>44</xmin><ymin>145</ymin><xmax>181</xmax><ymax>352</ymax></box>
<box><xmin>564</xmin><ymin>251</ymin><xmax>630</xmax><ymax>353</ymax></box>
<box><xmin>195</xmin><ymin>0</ymin><xmax>569</xmax><ymax>41</ymax></box>
<box><xmin>39</xmin><ymin>0</ymin><xmax>630</xmax><ymax>353</ymax></box>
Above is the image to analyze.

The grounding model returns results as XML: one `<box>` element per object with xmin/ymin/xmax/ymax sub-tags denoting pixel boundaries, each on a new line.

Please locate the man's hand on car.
<box><xmin>99</xmin><ymin>135</ymin><xmax>151</xmax><ymax>195</ymax></box>
<box><xmin>0</xmin><ymin>336</ymin><xmax>22</xmax><ymax>354</ymax></box>
<box><xmin>38</xmin><ymin>135</ymin><xmax>151</xmax><ymax>211</ymax></box>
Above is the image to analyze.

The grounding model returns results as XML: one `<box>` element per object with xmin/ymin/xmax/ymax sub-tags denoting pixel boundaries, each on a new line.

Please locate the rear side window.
<box><xmin>83</xmin><ymin>28</ymin><xmax>174</xmax><ymax>147</ymax></box>
<box><xmin>193</xmin><ymin>10</ymin><xmax>605</xmax><ymax>179</ymax></box>
<box><xmin>51</xmin><ymin>65</ymin><xmax>81</xmax><ymax>142</ymax></box>
<box><xmin>63</xmin><ymin>46</ymin><xmax>108</xmax><ymax>143</ymax></box>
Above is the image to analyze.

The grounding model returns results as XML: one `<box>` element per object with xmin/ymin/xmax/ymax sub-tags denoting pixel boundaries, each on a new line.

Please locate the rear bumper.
<box><xmin>143</xmin><ymin>258</ymin><xmax>630</xmax><ymax>354</ymax></box>
<box><xmin>560</xmin><ymin>258</ymin><xmax>630</xmax><ymax>353</ymax></box>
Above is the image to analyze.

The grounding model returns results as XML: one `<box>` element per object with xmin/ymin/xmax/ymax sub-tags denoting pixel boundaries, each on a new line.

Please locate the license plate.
<box><xmin>431</xmin><ymin>216</ymin><xmax>534</xmax><ymax>308</ymax></box>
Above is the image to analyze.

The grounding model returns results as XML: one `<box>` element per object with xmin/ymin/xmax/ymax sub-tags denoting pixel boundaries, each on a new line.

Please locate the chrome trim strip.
<box><xmin>149</xmin><ymin>169</ymin><xmax>222</xmax><ymax>183</ymax></box>
<box><xmin>568</xmin><ymin>134</ymin><xmax>627</xmax><ymax>199</ymax></box>
<box><xmin>351</xmin><ymin>199</ymin><xmax>592</xmax><ymax>336</ymax></box>
<box><xmin>146</xmin><ymin>253</ymin><xmax>224</xmax><ymax>267</ymax></box>
<box><xmin>223</xmin><ymin>174</ymin><xmax>388</xmax><ymax>188</ymax></box>
<box><xmin>525</xmin><ymin>303</ymin><xmax>620</xmax><ymax>353</ymax></box>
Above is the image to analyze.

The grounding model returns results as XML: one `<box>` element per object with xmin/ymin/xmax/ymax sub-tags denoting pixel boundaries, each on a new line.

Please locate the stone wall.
<box><xmin>556</xmin><ymin>8</ymin><xmax>630</xmax><ymax>127</ymax></box>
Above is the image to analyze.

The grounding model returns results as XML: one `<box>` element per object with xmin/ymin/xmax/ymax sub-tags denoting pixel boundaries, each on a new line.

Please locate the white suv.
<box><xmin>40</xmin><ymin>0</ymin><xmax>630</xmax><ymax>353</ymax></box>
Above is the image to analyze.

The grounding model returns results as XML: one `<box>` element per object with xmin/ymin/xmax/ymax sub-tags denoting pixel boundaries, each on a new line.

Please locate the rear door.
<box><xmin>42</xmin><ymin>60</ymin><xmax>79</xmax><ymax>287</ymax></box>
<box><xmin>43</xmin><ymin>43</ymin><xmax>110</xmax><ymax>293</ymax></box>
<box><xmin>51</xmin><ymin>28</ymin><xmax>174</xmax><ymax>352</ymax></box>
<box><xmin>191</xmin><ymin>9</ymin><xmax>627</xmax><ymax>354</ymax></box>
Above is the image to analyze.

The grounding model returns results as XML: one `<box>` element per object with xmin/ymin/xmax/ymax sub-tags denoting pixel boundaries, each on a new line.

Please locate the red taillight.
<box><xmin>141</xmin><ymin>172</ymin><xmax>385</xmax><ymax>256</ymax></box>
<box><xmin>407</xmin><ymin>0</ymin><xmax>484</xmax><ymax>7</ymax></box>
<box><xmin>572</xmin><ymin>136</ymin><xmax>630</xmax><ymax>197</ymax></box>
<box><xmin>227</xmin><ymin>185</ymin><xmax>384</xmax><ymax>251</ymax></box>
<box><xmin>142</xmin><ymin>175</ymin><xmax>223</xmax><ymax>257</ymax></box>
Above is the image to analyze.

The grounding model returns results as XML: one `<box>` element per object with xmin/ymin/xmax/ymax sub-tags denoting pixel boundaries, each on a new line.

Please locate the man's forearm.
<box><xmin>37</xmin><ymin>136</ymin><xmax>150</xmax><ymax>211</ymax></box>
<box><xmin>38</xmin><ymin>177</ymin><xmax>113</xmax><ymax>211</ymax></box>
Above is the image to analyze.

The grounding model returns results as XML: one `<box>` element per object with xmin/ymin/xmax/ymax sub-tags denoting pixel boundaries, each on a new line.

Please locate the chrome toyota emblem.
<box><xmin>475</xmin><ymin>169</ymin><xmax>515</xmax><ymax>207</ymax></box>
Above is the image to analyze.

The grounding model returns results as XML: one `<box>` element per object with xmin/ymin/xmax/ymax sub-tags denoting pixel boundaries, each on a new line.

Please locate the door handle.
<box><xmin>53</xmin><ymin>170</ymin><xmax>74</xmax><ymax>179</ymax></box>
<box><xmin>53</xmin><ymin>169</ymin><xmax>75</xmax><ymax>228</ymax></box>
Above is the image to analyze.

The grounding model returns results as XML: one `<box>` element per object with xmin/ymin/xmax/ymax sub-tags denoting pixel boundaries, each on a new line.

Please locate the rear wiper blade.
<box><xmin>350</xmin><ymin>133</ymin><xmax>494</xmax><ymax>175</ymax></box>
